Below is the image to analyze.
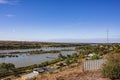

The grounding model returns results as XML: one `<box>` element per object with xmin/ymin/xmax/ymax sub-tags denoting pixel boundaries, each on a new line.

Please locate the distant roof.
<box><xmin>22</xmin><ymin>72</ymin><xmax>38</xmax><ymax>78</ymax></box>
<box><xmin>33</xmin><ymin>67</ymin><xmax>57</xmax><ymax>72</ymax></box>
<box><xmin>33</xmin><ymin>68</ymin><xmax>45</xmax><ymax>72</ymax></box>
<box><xmin>88</xmin><ymin>53</ymin><xmax>95</xmax><ymax>57</ymax></box>
<box><xmin>47</xmin><ymin>68</ymin><xmax>57</xmax><ymax>72</ymax></box>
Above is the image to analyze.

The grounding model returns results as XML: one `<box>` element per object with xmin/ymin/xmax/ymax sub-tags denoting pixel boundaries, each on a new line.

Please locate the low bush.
<box><xmin>90</xmin><ymin>54</ymin><xmax>100</xmax><ymax>60</ymax></box>
<box><xmin>101</xmin><ymin>53</ymin><xmax>120</xmax><ymax>79</ymax></box>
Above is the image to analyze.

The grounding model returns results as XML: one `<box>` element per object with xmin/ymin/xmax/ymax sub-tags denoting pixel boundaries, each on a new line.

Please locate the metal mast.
<box><xmin>107</xmin><ymin>29</ymin><xmax>109</xmax><ymax>43</ymax></box>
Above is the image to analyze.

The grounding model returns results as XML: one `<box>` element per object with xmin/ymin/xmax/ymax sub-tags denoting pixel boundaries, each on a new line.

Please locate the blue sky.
<box><xmin>0</xmin><ymin>0</ymin><xmax>120</xmax><ymax>42</ymax></box>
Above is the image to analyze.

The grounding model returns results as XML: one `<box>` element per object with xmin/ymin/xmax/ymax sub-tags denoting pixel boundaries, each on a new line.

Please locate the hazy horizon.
<box><xmin>0</xmin><ymin>38</ymin><xmax>120</xmax><ymax>43</ymax></box>
<box><xmin>0</xmin><ymin>0</ymin><xmax>120</xmax><ymax>42</ymax></box>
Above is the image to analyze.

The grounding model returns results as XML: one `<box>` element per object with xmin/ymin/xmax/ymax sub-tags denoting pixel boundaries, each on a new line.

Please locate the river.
<box><xmin>0</xmin><ymin>47</ymin><xmax>77</xmax><ymax>67</ymax></box>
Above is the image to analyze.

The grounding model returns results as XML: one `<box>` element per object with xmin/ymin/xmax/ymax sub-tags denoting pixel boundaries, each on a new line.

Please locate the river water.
<box><xmin>0</xmin><ymin>47</ymin><xmax>77</xmax><ymax>67</ymax></box>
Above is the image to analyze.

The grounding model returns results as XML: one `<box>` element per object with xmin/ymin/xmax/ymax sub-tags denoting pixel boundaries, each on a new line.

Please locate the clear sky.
<box><xmin>0</xmin><ymin>0</ymin><xmax>120</xmax><ymax>42</ymax></box>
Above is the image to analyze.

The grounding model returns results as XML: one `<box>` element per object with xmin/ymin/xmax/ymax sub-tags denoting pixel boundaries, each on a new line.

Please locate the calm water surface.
<box><xmin>0</xmin><ymin>47</ymin><xmax>76</xmax><ymax>67</ymax></box>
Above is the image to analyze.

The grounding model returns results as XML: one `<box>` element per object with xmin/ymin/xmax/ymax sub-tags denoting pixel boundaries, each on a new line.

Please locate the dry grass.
<box><xmin>2</xmin><ymin>65</ymin><xmax>111</xmax><ymax>80</ymax></box>
<box><xmin>29</xmin><ymin>65</ymin><xmax>110</xmax><ymax>80</ymax></box>
<box><xmin>31</xmin><ymin>66</ymin><xmax>82</xmax><ymax>80</ymax></box>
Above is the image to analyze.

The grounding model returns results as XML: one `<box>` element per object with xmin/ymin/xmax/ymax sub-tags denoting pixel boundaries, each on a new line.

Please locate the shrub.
<box><xmin>78</xmin><ymin>54</ymin><xmax>84</xmax><ymax>64</ymax></box>
<box><xmin>101</xmin><ymin>53</ymin><xmax>120</xmax><ymax>79</ymax></box>
<box><xmin>0</xmin><ymin>63</ymin><xmax>15</xmax><ymax>70</ymax></box>
<box><xmin>90</xmin><ymin>54</ymin><xmax>100</xmax><ymax>60</ymax></box>
<box><xmin>65</xmin><ymin>58</ymin><xmax>71</xmax><ymax>65</ymax></box>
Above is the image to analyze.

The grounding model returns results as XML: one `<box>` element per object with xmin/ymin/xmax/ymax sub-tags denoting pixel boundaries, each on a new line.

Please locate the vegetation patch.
<box><xmin>101</xmin><ymin>53</ymin><xmax>120</xmax><ymax>79</ymax></box>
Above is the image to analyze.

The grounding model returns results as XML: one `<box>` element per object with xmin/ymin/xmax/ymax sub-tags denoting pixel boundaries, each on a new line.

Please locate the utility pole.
<box><xmin>106</xmin><ymin>29</ymin><xmax>109</xmax><ymax>54</ymax></box>
<box><xmin>107</xmin><ymin>29</ymin><xmax>109</xmax><ymax>43</ymax></box>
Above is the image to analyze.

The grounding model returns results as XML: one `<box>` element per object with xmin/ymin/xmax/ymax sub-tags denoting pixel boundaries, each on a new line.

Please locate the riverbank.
<box><xmin>0</xmin><ymin>52</ymin><xmax>79</xmax><ymax>79</ymax></box>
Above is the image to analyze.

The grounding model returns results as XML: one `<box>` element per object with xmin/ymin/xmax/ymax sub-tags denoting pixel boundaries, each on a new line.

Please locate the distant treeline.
<box><xmin>0</xmin><ymin>45</ymin><xmax>41</xmax><ymax>50</ymax></box>
<box><xmin>0</xmin><ymin>54</ymin><xmax>18</xmax><ymax>58</ymax></box>
<box><xmin>0</xmin><ymin>41</ymin><xmax>90</xmax><ymax>50</ymax></box>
